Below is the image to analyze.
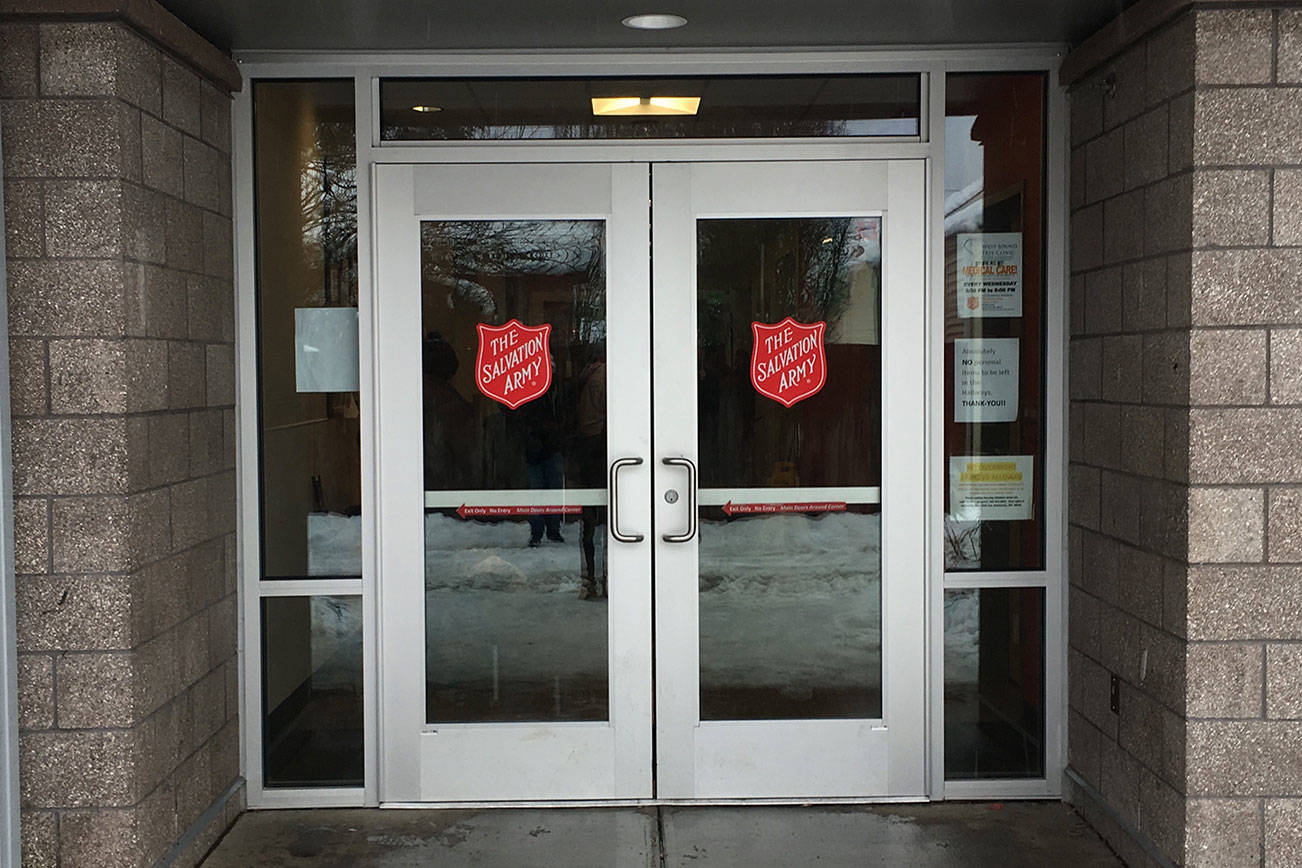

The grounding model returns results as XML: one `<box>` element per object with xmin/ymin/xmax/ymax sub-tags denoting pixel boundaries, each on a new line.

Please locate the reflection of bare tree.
<box><xmin>383</xmin><ymin>118</ymin><xmax>859</xmax><ymax>142</ymax></box>
<box><xmin>420</xmin><ymin>220</ymin><xmax>607</xmax><ymax>491</ymax></box>
<box><xmin>697</xmin><ymin>217</ymin><xmax>855</xmax><ymax>350</ymax></box>
<box><xmin>697</xmin><ymin>219</ymin><xmax>861</xmax><ymax>486</ymax></box>
<box><xmin>421</xmin><ymin>221</ymin><xmax>604</xmax><ymax>332</ymax></box>
<box><xmin>298</xmin><ymin>119</ymin><xmax>358</xmax><ymax>306</ymax></box>
<box><xmin>945</xmin><ymin>521</ymin><xmax>983</xmax><ymax>568</ymax></box>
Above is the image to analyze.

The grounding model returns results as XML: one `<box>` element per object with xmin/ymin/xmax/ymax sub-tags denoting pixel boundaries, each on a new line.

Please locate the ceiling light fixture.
<box><xmin>592</xmin><ymin>96</ymin><xmax>700</xmax><ymax>116</ymax></box>
<box><xmin>411</xmin><ymin>105</ymin><xmax>442</xmax><ymax>113</ymax></box>
<box><xmin>621</xmin><ymin>13</ymin><xmax>687</xmax><ymax>30</ymax></box>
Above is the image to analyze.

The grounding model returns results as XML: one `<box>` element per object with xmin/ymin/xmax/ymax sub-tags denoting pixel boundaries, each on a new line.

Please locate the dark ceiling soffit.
<box><xmin>0</xmin><ymin>0</ymin><xmax>241</xmax><ymax>92</ymax></box>
<box><xmin>1061</xmin><ymin>0</ymin><xmax>1289</xmax><ymax>85</ymax></box>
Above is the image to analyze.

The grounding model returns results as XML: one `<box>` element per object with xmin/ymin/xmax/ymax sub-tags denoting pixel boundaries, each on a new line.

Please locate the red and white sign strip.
<box><xmin>722</xmin><ymin>501</ymin><xmax>847</xmax><ymax>516</ymax></box>
<box><xmin>750</xmin><ymin>317</ymin><xmax>828</xmax><ymax>407</ymax></box>
<box><xmin>456</xmin><ymin>504</ymin><xmax>583</xmax><ymax>519</ymax></box>
<box><xmin>425</xmin><ymin>488</ymin><xmax>607</xmax><ymax>509</ymax></box>
<box><xmin>475</xmin><ymin>319</ymin><xmax>552</xmax><ymax>409</ymax></box>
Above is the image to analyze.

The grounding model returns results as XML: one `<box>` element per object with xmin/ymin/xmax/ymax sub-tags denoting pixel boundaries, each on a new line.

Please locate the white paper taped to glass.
<box><xmin>295</xmin><ymin>307</ymin><xmax>359</xmax><ymax>392</ymax></box>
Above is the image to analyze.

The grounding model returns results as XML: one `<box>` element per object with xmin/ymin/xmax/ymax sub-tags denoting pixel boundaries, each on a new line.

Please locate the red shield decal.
<box><xmin>750</xmin><ymin>317</ymin><xmax>828</xmax><ymax>408</ymax></box>
<box><xmin>475</xmin><ymin>319</ymin><xmax>553</xmax><ymax>409</ymax></box>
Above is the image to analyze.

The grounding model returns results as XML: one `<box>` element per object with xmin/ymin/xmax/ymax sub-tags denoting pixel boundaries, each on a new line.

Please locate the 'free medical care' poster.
<box><xmin>949</xmin><ymin>456</ymin><xmax>1034</xmax><ymax>521</ymax></box>
<box><xmin>957</xmin><ymin>232</ymin><xmax>1023</xmax><ymax>318</ymax></box>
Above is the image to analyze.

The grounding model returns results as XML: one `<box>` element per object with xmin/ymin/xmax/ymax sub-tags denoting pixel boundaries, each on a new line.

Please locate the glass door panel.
<box><xmin>653</xmin><ymin>161</ymin><xmax>926</xmax><ymax>799</ymax></box>
<box><xmin>420</xmin><ymin>218</ymin><xmax>610</xmax><ymax>724</ymax></box>
<box><xmin>697</xmin><ymin>216</ymin><xmax>883</xmax><ymax>722</ymax></box>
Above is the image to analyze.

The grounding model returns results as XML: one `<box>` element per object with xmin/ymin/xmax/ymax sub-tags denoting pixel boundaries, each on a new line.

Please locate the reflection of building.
<box><xmin>0</xmin><ymin>1</ymin><xmax>1299</xmax><ymax>866</ymax></box>
<box><xmin>697</xmin><ymin>219</ymin><xmax>881</xmax><ymax>489</ymax></box>
<box><xmin>420</xmin><ymin>220</ymin><xmax>605</xmax><ymax>490</ymax></box>
<box><xmin>829</xmin><ymin>218</ymin><xmax>880</xmax><ymax>346</ymax></box>
<box><xmin>256</xmin><ymin>82</ymin><xmax>362</xmax><ymax>577</ymax></box>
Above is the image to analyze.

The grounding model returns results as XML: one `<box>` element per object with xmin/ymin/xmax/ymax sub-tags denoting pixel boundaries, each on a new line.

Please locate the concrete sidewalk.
<box><xmin>201</xmin><ymin>802</ymin><xmax>1124</xmax><ymax>867</ymax></box>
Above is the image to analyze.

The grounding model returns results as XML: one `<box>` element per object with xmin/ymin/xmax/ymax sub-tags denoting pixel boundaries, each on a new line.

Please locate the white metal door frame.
<box><xmin>651</xmin><ymin>160</ymin><xmax>927</xmax><ymax>799</ymax></box>
<box><xmin>374</xmin><ymin>162</ymin><xmax>654</xmax><ymax>802</ymax></box>
<box><xmin>231</xmin><ymin>48</ymin><xmax>1070</xmax><ymax>809</ymax></box>
<box><xmin>374</xmin><ymin>157</ymin><xmax>928</xmax><ymax>803</ymax></box>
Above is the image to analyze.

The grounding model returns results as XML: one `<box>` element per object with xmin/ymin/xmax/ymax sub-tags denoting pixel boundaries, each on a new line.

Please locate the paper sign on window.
<box><xmin>475</xmin><ymin>319</ymin><xmax>552</xmax><ymax>409</ymax></box>
<box><xmin>949</xmin><ymin>455</ymin><xmax>1034</xmax><ymax>521</ymax></box>
<box><xmin>750</xmin><ymin>318</ymin><xmax>827</xmax><ymax>407</ymax></box>
<box><xmin>954</xmin><ymin>337</ymin><xmax>1019</xmax><ymax>423</ymax></box>
<box><xmin>295</xmin><ymin>307</ymin><xmax>359</xmax><ymax>393</ymax></box>
<box><xmin>957</xmin><ymin>232</ymin><xmax>1023</xmax><ymax>318</ymax></box>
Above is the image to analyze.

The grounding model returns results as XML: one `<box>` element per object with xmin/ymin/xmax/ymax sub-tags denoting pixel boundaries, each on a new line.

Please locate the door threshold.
<box><xmin>379</xmin><ymin>796</ymin><xmax>931</xmax><ymax>809</ymax></box>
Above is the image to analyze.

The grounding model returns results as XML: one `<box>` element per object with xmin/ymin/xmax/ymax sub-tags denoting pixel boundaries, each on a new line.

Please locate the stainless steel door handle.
<box><xmin>661</xmin><ymin>456</ymin><xmax>697</xmax><ymax>542</ymax></box>
<box><xmin>609</xmin><ymin>457</ymin><xmax>644</xmax><ymax>543</ymax></box>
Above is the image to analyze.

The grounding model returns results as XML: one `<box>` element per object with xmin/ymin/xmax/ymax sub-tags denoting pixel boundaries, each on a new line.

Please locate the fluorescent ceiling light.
<box><xmin>592</xmin><ymin>96</ymin><xmax>700</xmax><ymax>116</ymax></box>
<box><xmin>411</xmin><ymin>105</ymin><xmax>442</xmax><ymax>112</ymax></box>
<box><xmin>622</xmin><ymin>13</ymin><xmax>688</xmax><ymax>29</ymax></box>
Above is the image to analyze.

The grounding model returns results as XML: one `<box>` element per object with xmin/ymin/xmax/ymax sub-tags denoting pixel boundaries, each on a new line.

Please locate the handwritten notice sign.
<box><xmin>957</xmin><ymin>232</ymin><xmax>1023</xmax><ymax>318</ymax></box>
<box><xmin>751</xmin><ymin>317</ymin><xmax>827</xmax><ymax>408</ymax></box>
<box><xmin>955</xmin><ymin>338</ymin><xmax>1019</xmax><ymax>423</ymax></box>
<box><xmin>475</xmin><ymin>319</ymin><xmax>552</xmax><ymax>409</ymax></box>
<box><xmin>949</xmin><ymin>456</ymin><xmax>1034</xmax><ymax>521</ymax></box>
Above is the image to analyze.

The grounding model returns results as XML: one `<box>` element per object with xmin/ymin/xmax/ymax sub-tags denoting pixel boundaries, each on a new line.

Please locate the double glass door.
<box><xmin>376</xmin><ymin>159</ymin><xmax>925</xmax><ymax>802</ymax></box>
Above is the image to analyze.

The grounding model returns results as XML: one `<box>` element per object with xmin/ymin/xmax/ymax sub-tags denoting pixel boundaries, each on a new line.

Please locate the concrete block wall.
<box><xmin>0</xmin><ymin>15</ymin><xmax>241</xmax><ymax>868</ymax></box>
<box><xmin>1184</xmin><ymin>9</ymin><xmax>1302</xmax><ymax>865</ymax></box>
<box><xmin>1067</xmin><ymin>3</ymin><xmax>1302</xmax><ymax>865</ymax></box>
<box><xmin>1066</xmin><ymin>11</ymin><xmax>1193</xmax><ymax>866</ymax></box>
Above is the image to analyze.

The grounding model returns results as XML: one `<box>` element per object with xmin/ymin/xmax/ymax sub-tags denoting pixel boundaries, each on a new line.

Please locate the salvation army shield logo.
<box><xmin>750</xmin><ymin>317</ymin><xmax>828</xmax><ymax>408</ymax></box>
<box><xmin>475</xmin><ymin>319</ymin><xmax>552</xmax><ymax>409</ymax></box>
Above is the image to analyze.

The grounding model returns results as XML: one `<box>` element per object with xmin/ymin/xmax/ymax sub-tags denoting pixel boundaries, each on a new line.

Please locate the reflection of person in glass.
<box><xmin>522</xmin><ymin>357</ymin><xmax>565</xmax><ymax>547</ymax></box>
<box><xmin>575</xmin><ymin>353</ymin><xmax>606</xmax><ymax>599</ymax></box>
<box><xmin>422</xmin><ymin>331</ymin><xmax>473</xmax><ymax>491</ymax></box>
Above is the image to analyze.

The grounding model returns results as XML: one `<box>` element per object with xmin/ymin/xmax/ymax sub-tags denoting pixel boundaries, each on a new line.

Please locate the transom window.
<box><xmin>379</xmin><ymin>74</ymin><xmax>921</xmax><ymax>141</ymax></box>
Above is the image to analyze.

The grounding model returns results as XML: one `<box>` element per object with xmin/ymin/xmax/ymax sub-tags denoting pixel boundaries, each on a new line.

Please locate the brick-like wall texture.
<box><xmin>0</xmin><ymin>17</ymin><xmax>241</xmax><ymax>868</ymax></box>
<box><xmin>1068</xmin><ymin>4</ymin><xmax>1302</xmax><ymax>866</ymax></box>
<box><xmin>1067</xmin><ymin>11</ymin><xmax>1193</xmax><ymax>866</ymax></box>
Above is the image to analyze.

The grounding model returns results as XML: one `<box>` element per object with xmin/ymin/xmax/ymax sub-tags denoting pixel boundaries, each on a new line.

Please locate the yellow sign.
<box><xmin>949</xmin><ymin>455</ymin><xmax>1033</xmax><ymax>521</ymax></box>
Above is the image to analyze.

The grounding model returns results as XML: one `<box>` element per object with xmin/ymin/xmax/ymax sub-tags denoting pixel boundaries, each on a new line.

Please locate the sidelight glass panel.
<box><xmin>420</xmin><ymin>219</ymin><xmax>609</xmax><ymax>723</ymax></box>
<box><xmin>252</xmin><ymin>80</ymin><xmax>361</xmax><ymax>579</ymax></box>
<box><xmin>380</xmin><ymin>75</ymin><xmax>920</xmax><ymax>141</ymax></box>
<box><xmin>697</xmin><ymin>217</ymin><xmax>882</xmax><ymax>720</ymax></box>
<box><xmin>943</xmin><ymin>72</ymin><xmax>1048</xmax><ymax>571</ymax></box>
<box><xmin>944</xmin><ymin>587</ymin><xmax>1046</xmax><ymax>779</ymax></box>
<box><xmin>261</xmin><ymin>596</ymin><xmax>364</xmax><ymax>788</ymax></box>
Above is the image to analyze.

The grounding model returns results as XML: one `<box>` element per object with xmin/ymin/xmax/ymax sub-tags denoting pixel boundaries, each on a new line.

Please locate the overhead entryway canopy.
<box><xmin>160</xmin><ymin>0</ymin><xmax>1137</xmax><ymax>52</ymax></box>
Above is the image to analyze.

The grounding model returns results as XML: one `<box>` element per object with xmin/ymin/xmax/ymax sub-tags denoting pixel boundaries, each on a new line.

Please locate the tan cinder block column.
<box><xmin>1185</xmin><ymin>9</ymin><xmax>1302</xmax><ymax>867</ymax></box>
<box><xmin>1065</xmin><ymin>3</ymin><xmax>1302</xmax><ymax>866</ymax></box>
<box><xmin>0</xmin><ymin>4</ymin><xmax>241</xmax><ymax>866</ymax></box>
<box><xmin>1065</xmin><ymin>11</ymin><xmax>1193</xmax><ymax>867</ymax></box>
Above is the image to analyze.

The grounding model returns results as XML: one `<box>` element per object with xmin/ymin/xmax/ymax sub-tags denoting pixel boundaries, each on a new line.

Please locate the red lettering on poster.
<box><xmin>722</xmin><ymin>501</ymin><xmax>847</xmax><ymax>516</ymax></box>
<box><xmin>456</xmin><ymin>504</ymin><xmax>583</xmax><ymax>519</ymax></box>
<box><xmin>750</xmin><ymin>317</ymin><xmax>828</xmax><ymax>407</ymax></box>
<box><xmin>475</xmin><ymin>319</ymin><xmax>552</xmax><ymax>409</ymax></box>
